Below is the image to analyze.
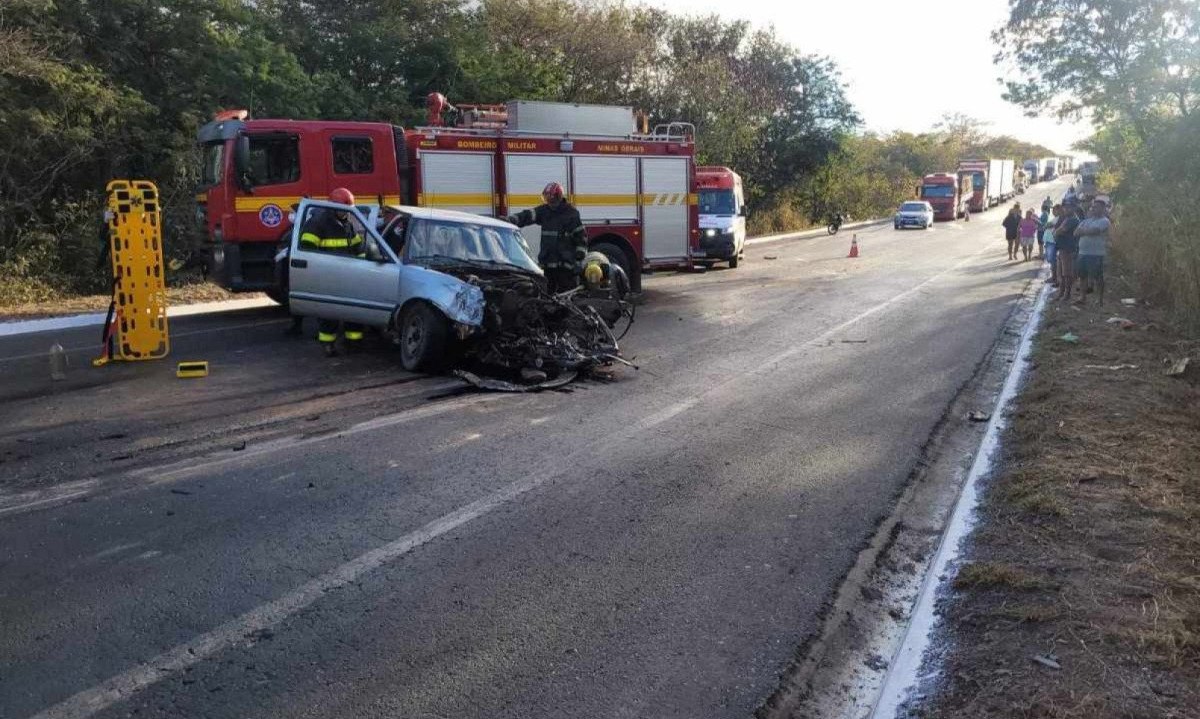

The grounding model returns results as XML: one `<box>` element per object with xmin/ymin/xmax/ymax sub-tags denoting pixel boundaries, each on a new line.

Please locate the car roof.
<box><xmin>383</xmin><ymin>205</ymin><xmax>514</xmax><ymax>229</ymax></box>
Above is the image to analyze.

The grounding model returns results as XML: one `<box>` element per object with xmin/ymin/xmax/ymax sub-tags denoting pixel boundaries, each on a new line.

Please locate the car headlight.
<box><xmin>452</xmin><ymin>285</ymin><xmax>485</xmax><ymax>325</ymax></box>
<box><xmin>704</xmin><ymin>228</ymin><xmax>717</xmax><ymax>237</ymax></box>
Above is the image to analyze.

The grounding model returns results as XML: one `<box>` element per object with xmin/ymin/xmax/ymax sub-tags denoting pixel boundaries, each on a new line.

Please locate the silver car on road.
<box><xmin>287</xmin><ymin>199</ymin><xmax>541</xmax><ymax>371</ymax></box>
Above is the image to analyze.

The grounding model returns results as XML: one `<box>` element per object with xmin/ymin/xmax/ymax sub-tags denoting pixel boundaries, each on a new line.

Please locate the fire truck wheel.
<box><xmin>397</xmin><ymin>302</ymin><xmax>448</xmax><ymax>373</ymax></box>
<box><xmin>590</xmin><ymin>241</ymin><xmax>632</xmax><ymax>283</ymax></box>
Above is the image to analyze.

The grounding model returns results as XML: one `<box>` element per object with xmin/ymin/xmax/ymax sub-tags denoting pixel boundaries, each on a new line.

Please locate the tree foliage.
<box><xmin>993</xmin><ymin>0</ymin><xmax>1200</xmax><ymax>133</ymax></box>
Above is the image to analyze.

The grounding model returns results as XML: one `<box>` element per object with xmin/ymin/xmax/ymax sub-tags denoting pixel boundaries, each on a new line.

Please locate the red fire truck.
<box><xmin>194</xmin><ymin>94</ymin><xmax>701</xmax><ymax>297</ymax></box>
<box><xmin>918</xmin><ymin>172</ymin><xmax>972</xmax><ymax>221</ymax></box>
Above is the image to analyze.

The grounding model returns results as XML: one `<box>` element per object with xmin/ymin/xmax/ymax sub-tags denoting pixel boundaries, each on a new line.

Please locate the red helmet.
<box><xmin>542</xmin><ymin>182</ymin><xmax>565</xmax><ymax>203</ymax></box>
<box><xmin>329</xmin><ymin>187</ymin><xmax>355</xmax><ymax>206</ymax></box>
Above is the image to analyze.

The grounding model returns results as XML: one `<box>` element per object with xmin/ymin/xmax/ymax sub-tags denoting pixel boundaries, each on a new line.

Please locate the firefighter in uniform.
<box><xmin>505</xmin><ymin>182</ymin><xmax>587</xmax><ymax>293</ymax></box>
<box><xmin>299</xmin><ymin>187</ymin><xmax>365</xmax><ymax>356</ymax></box>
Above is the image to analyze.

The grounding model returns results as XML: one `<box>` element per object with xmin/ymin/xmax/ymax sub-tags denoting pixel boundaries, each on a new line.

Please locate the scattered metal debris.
<box><xmin>446</xmin><ymin>273</ymin><xmax>636</xmax><ymax>391</ymax></box>
<box><xmin>1031</xmin><ymin>654</ymin><xmax>1062</xmax><ymax>670</ymax></box>
<box><xmin>1166</xmin><ymin>357</ymin><xmax>1191</xmax><ymax>377</ymax></box>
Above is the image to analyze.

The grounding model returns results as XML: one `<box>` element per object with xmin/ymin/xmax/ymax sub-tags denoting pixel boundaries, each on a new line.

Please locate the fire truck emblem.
<box><xmin>259</xmin><ymin>204</ymin><xmax>283</xmax><ymax>228</ymax></box>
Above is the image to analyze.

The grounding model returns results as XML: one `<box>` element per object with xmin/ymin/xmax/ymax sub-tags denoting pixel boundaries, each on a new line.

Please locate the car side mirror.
<box><xmin>234</xmin><ymin>135</ymin><xmax>254</xmax><ymax>193</ymax></box>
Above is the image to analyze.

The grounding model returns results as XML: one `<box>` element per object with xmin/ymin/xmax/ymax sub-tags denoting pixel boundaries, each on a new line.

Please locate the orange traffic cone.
<box><xmin>848</xmin><ymin>234</ymin><xmax>859</xmax><ymax>258</ymax></box>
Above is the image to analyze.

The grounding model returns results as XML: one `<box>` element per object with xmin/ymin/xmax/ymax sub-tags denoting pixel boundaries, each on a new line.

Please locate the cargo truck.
<box><xmin>1023</xmin><ymin>159</ymin><xmax>1043</xmax><ymax>185</ymax></box>
<box><xmin>919</xmin><ymin>172</ymin><xmax>972</xmax><ymax>221</ymax></box>
<box><xmin>195</xmin><ymin>94</ymin><xmax>703</xmax><ymax>298</ymax></box>
<box><xmin>956</xmin><ymin>158</ymin><xmax>1015</xmax><ymax>212</ymax></box>
<box><xmin>1042</xmin><ymin>157</ymin><xmax>1059</xmax><ymax>181</ymax></box>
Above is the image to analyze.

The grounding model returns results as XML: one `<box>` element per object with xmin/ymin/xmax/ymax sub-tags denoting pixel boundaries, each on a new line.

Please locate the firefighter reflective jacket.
<box><xmin>510</xmin><ymin>202</ymin><xmax>587</xmax><ymax>270</ymax></box>
<box><xmin>300</xmin><ymin>210</ymin><xmax>363</xmax><ymax>256</ymax></box>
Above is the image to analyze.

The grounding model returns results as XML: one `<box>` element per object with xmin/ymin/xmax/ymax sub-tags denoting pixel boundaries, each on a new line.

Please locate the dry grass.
<box><xmin>925</xmin><ymin>267</ymin><xmax>1200</xmax><ymax>719</ymax></box>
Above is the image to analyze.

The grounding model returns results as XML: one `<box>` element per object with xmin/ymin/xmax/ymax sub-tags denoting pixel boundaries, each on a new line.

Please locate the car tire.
<box><xmin>729</xmin><ymin>254</ymin><xmax>740</xmax><ymax>269</ymax></box>
<box><xmin>397</xmin><ymin>302</ymin><xmax>448</xmax><ymax>373</ymax></box>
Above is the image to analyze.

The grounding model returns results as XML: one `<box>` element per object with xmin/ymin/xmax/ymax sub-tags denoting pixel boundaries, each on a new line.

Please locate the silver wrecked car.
<box><xmin>286</xmin><ymin>199</ymin><xmax>628</xmax><ymax>377</ymax></box>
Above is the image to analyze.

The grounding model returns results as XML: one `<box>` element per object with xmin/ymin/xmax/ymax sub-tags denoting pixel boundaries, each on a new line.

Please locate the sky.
<box><xmin>652</xmin><ymin>0</ymin><xmax>1094</xmax><ymax>154</ymax></box>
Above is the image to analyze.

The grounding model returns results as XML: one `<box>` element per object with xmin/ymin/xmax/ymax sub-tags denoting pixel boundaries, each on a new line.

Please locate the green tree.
<box><xmin>993</xmin><ymin>0</ymin><xmax>1200</xmax><ymax>135</ymax></box>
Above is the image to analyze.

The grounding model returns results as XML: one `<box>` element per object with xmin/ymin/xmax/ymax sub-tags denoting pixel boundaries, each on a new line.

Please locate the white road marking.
<box><xmin>871</xmin><ymin>280</ymin><xmax>1050</xmax><ymax>719</ymax></box>
<box><xmin>0</xmin><ymin>490</ymin><xmax>92</xmax><ymax>516</ymax></box>
<box><xmin>29</xmin><ymin>244</ymin><xmax>1003</xmax><ymax>719</ymax></box>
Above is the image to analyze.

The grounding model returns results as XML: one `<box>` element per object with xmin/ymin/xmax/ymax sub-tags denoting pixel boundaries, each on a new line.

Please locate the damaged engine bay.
<box><xmin>447</xmin><ymin>269</ymin><xmax>636</xmax><ymax>392</ymax></box>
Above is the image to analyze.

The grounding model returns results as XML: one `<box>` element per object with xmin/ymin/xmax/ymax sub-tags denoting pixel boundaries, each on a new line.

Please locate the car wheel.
<box><xmin>398</xmin><ymin>302</ymin><xmax>448</xmax><ymax>373</ymax></box>
<box><xmin>729</xmin><ymin>254</ymin><xmax>739</xmax><ymax>269</ymax></box>
<box><xmin>894</xmin><ymin>223</ymin><xmax>900</xmax><ymax>230</ymax></box>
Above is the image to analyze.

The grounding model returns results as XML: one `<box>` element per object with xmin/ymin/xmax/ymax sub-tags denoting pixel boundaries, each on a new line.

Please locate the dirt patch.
<box><xmin>923</xmin><ymin>275</ymin><xmax>1200</xmax><ymax>718</ymax></box>
<box><xmin>0</xmin><ymin>282</ymin><xmax>256</xmax><ymax>320</ymax></box>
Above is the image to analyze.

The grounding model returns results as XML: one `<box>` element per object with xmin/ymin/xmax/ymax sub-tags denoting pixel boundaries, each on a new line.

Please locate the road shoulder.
<box><xmin>923</xmin><ymin>286</ymin><xmax>1200</xmax><ymax>717</ymax></box>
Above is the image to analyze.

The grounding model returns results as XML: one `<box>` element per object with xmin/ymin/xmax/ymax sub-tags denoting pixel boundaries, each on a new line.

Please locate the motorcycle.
<box><xmin>826</xmin><ymin>212</ymin><xmax>845</xmax><ymax>235</ymax></box>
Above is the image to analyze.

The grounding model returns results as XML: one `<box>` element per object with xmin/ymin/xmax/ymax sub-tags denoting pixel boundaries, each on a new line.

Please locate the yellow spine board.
<box><xmin>106</xmin><ymin>180</ymin><xmax>169</xmax><ymax>360</ymax></box>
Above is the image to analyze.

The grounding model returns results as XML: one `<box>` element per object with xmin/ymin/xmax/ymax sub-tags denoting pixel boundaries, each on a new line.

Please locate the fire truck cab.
<box><xmin>195</xmin><ymin>96</ymin><xmax>703</xmax><ymax>298</ymax></box>
<box><xmin>918</xmin><ymin>172</ymin><xmax>972</xmax><ymax>221</ymax></box>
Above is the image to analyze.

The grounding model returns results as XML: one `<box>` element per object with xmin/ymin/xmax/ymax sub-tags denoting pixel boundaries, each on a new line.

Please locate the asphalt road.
<box><xmin>0</xmin><ymin>186</ymin><xmax>1061</xmax><ymax>719</ymax></box>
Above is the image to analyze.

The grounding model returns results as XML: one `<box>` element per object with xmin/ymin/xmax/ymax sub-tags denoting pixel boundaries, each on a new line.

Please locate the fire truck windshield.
<box><xmin>699</xmin><ymin>189</ymin><xmax>737</xmax><ymax>215</ymax></box>
<box><xmin>200</xmin><ymin>142</ymin><xmax>225</xmax><ymax>188</ymax></box>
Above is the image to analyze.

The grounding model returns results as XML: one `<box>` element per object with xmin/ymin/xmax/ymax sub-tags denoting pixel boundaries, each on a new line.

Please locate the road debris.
<box><xmin>1121</xmin><ymin>298</ymin><xmax>1137</xmax><ymax>306</ymax></box>
<box><xmin>1166</xmin><ymin>357</ymin><xmax>1191</xmax><ymax>377</ymax></box>
<box><xmin>1083</xmin><ymin>364</ymin><xmax>1139</xmax><ymax>371</ymax></box>
<box><xmin>763</xmin><ymin>255</ymin><xmax>779</xmax><ymax>260</ymax></box>
<box><xmin>1105</xmin><ymin>316</ymin><xmax>1135</xmax><ymax>329</ymax></box>
<box><xmin>967</xmin><ymin>411</ymin><xmax>992</xmax><ymax>422</ymax></box>
<box><xmin>1031</xmin><ymin>654</ymin><xmax>1062</xmax><ymax>670</ymax></box>
<box><xmin>451</xmin><ymin>279</ymin><xmax>634</xmax><ymax>391</ymax></box>
<box><xmin>1058</xmin><ymin>332</ymin><xmax>1079</xmax><ymax>343</ymax></box>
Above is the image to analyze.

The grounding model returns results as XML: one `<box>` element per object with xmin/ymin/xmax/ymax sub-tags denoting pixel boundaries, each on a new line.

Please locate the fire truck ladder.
<box><xmin>98</xmin><ymin>180</ymin><xmax>170</xmax><ymax>363</ymax></box>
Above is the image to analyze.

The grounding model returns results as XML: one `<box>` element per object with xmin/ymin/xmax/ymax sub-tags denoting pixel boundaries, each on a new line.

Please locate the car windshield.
<box><xmin>699</xmin><ymin>189</ymin><xmax>737</xmax><ymax>215</ymax></box>
<box><xmin>406</xmin><ymin>218</ymin><xmax>541</xmax><ymax>273</ymax></box>
<box><xmin>199</xmin><ymin>142</ymin><xmax>225</xmax><ymax>188</ymax></box>
<box><xmin>900</xmin><ymin>203</ymin><xmax>927</xmax><ymax>212</ymax></box>
<box><xmin>921</xmin><ymin>185</ymin><xmax>955</xmax><ymax>198</ymax></box>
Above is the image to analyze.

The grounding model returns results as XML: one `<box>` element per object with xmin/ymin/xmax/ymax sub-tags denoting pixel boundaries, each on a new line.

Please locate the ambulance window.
<box><xmin>333</xmin><ymin>137</ymin><xmax>374</xmax><ymax>174</ymax></box>
<box><xmin>248</xmin><ymin>135</ymin><xmax>300</xmax><ymax>186</ymax></box>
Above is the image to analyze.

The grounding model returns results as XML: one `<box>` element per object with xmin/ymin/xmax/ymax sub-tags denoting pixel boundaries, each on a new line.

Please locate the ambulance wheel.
<box><xmin>397</xmin><ymin>302</ymin><xmax>448</xmax><ymax>373</ymax></box>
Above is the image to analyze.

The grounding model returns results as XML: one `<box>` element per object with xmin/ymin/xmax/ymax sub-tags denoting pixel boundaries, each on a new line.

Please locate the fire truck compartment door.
<box><xmin>571</xmin><ymin>156</ymin><xmax>637</xmax><ymax>223</ymax></box>
<box><xmin>505</xmin><ymin>154</ymin><xmax>569</xmax><ymax>258</ymax></box>
<box><xmin>640</xmin><ymin>158</ymin><xmax>689</xmax><ymax>260</ymax></box>
<box><xmin>420</xmin><ymin>152</ymin><xmax>494</xmax><ymax>216</ymax></box>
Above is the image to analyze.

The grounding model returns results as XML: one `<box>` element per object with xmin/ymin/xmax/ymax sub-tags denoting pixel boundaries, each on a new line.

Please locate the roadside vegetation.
<box><xmin>928</xmin><ymin>2</ymin><xmax>1200</xmax><ymax>716</ymax></box>
<box><xmin>0</xmin><ymin>0</ymin><xmax>1053</xmax><ymax>307</ymax></box>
